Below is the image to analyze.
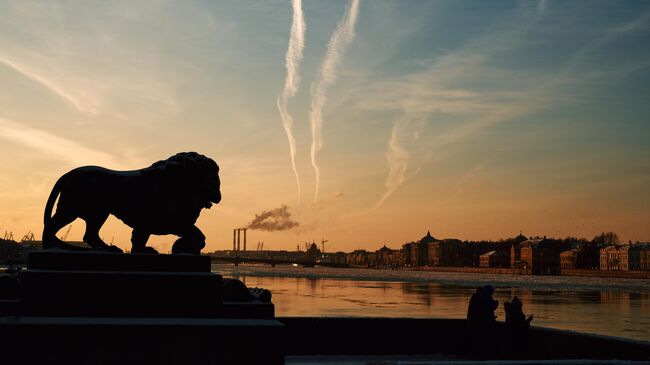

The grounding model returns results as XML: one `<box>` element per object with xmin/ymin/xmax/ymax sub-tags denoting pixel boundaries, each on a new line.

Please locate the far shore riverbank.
<box><xmin>5</xmin><ymin>259</ymin><xmax>649</xmax><ymax>290</ymax></box>
<box><xmin>5</xmin><ymin>258</ymin><xmax>649</xmax><ymax>281</ymax></box>
<box><xmin>213</xmin><ymin>263</ymin><xmax>650</xmax><ymax>293</ymax></box>
<box><xmin>395</xmin><ymin>265</ymin><xmax>650</xmax><ymax>279</ymax></box>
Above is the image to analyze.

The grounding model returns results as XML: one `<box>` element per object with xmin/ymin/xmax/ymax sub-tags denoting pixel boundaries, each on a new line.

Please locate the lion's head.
<box><xmin>149</xmin><ymin>152</ymin><xmax>221</xmax><ymax>208</ymax></box>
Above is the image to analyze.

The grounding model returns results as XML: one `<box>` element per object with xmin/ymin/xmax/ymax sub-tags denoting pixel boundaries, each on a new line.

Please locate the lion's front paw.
<box><xmin>131</xmin><ymin>246</ymin><xmax>159</xmax><ymax>254</ymax></box>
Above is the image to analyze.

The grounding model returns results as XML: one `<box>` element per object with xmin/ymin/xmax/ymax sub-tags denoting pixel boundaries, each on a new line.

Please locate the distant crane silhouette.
<box><xmin>3</xmin><ymin>230</ymin><xmax>13</xmax><ymax>241</ymax></box>
<box><xmin>21</xmin><ymin>231</ymin><xmax>35</xmax><ymax>242</ymax></box>
<box><xmin>321</xmin><ymin>239</ymin><xmax>328</xmax><ymax>253</ymax></box>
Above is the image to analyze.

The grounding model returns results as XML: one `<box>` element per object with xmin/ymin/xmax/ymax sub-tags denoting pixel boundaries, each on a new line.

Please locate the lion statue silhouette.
<box><xmin>42</xmin><ymin>152</ymin><xmax>221</xmax><ymax>254</ymax></box>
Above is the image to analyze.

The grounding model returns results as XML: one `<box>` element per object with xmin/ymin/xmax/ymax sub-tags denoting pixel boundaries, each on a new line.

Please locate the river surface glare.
<box><xmin>213</xmin><ymin>264</ymin><xmax>650</xmax><ymax>342</ymax></box>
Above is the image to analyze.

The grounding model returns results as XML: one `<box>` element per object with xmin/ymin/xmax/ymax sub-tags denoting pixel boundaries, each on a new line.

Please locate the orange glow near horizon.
<box><xmin>1</xmin><ymin>1</ymin><xmax>649</xmax><ymax>252</ymax></box>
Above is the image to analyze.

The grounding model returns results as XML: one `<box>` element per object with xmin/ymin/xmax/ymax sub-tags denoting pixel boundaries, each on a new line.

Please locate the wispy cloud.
<box><xmin>373</xmin><ymin>115</ymin><xmax>431</xmax><ymax>210</ymax></box>
<box><xmin>0</xmin><ymin>1</ymin><xmax>191</xmax><ymax>119</ymax></box>
<box><xmin>0</xmin><ymin>56</ymin><xmax>100</xmax><ymax>115</ymax></box>
<box><xmin>364</xmin><ymin>49</ymin><xmax>542</xmax><ymax>209</ymax></box>
<box><xmin>448</xmin><ymin>158</ymin><xmax>491</xmax><ymax>202</ymax></box>
<box><xmin>561</xmin><ymin>10</ymin><xmax>650</xmax><ymax>73</ymax></box>
<box><xmin>363</xmin><ymin>1</ymin><xmax>650</xmax><ymax>209</ymax></box>
<box><xmin>374</xmin><ymin>120</ymin><xmax>410</xmax><ymax>210</ymax></box>
<box><xmin>309</xmin><ymin>0</ymin><xmax>360</xmax><ymax>203</ymax></box>
<box><xmin>537</xmin><ymin>0</ymin><xmax>547</xmax><ymax>20</ymax></box>
<box><xmin>0</xmin><ymin>118</ymin><xmax>127</xmax><ymax>168</ymax></box>
<box><xmin>277</xmin><ymin>0</ymin><xmax>306</xmax><ymax>204</ymax></box>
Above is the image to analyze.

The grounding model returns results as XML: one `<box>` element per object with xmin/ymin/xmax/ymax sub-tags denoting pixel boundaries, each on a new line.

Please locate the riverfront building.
<box><xmin>375</xmin><ymin>245</ymin><xmax>401</xmax><ymax>267</ymax></box>
<box><xmin>456</xmin><ymin>241</ymin><xmax>506</xmax><ymax>267</ymax></box>
<box><xmin>515</xmin><ymin>238</ymin><xmax>561</xmax><ymax>275</ymax></box>
<box><xmin>426</xmin><ymin>239</ymin><xmax>460</xmax><ymax>267</ymax></box>
<box><xmin>560</xmin><ymin>244</ymin><xmax>600</xmax><ymax>270</ymax></box>
<box><xmin>402</xmin><ymin>231</ymin><xmax>463</xmax><ymax>267</ymax></box>
<box><xmin>600</xmin><ymin>244</ymin><xmax>650</xmax><ymax>271</ymax></box>
<box><xmin>347</xmin><ymin>249</ymin><xmax>369</xmax><ymax>266</ymax></box>
<box><xmin>560</xmin><ymin>249</ymin><xmax>580</xmax><ymax>270</ymax></box>
<box><xmin>479</xmin><ymin>250</ymin><xmax>509</xmax><ymax>268</ymax></box>
<box><xmin>401</xmin><ymin>243</ymin><xmax>412</xmax><ymax>266</ymax></box>
<box><xmin>399</xmin><ymin>231</ymin><xmax>434</xmax><ymax>267</ymax></box>
<box><xmin>641</xmin><ymin>245</ymin><xmax>650</xmax><ymax>270</ymax></box>
<box><xmin>413</xmin><ymin>231</ymin><xmax>437</xmax><ymax>266</ymax></box>
<box><xmin>401</xmin><ymin>231</ymin><xmax>514</xmax><ymax>268</ymax></box>
<box><xmin>510</xmin><ymin>233</ymin><xmax>530</xmax><ymax>268</ymax></box>
<box><xmin>321</xmin><ymin>251</ymin><xmax>347</xmax><ymax>265</ymax></box>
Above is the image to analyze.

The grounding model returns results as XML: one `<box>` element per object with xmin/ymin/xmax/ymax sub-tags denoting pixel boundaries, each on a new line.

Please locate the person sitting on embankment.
<box><xmin>504</xmin><ymin>296</ymin><xmax>533</xmax><ymax>330</ymax></box>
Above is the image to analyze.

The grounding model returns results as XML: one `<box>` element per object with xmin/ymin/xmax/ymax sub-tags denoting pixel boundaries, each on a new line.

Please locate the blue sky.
<box><xmin>1</xmin><ymin>1</ymin><xmax>649</xmax><ymax>252</ymax></box>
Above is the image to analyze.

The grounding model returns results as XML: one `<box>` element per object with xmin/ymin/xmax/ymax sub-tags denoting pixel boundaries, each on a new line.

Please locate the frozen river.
<box><xmin>213</xmin><ymin>264</ymin><xmax>650</xmax><ymax>342</ymax></box>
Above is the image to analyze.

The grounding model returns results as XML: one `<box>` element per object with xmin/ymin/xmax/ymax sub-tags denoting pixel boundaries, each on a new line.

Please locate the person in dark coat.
<box><xmin>503</xmin><ymin>296</ymin><xmax>533</xmax><ymax>358</ymax></box>
<box><xmin>481</xmin><ymin>285</ymin><xmax>498</xmax><ymax>322</ymax></box>
<box><xmin>467</xmin><ymin>286</ymin><xmax>483</xmax><ymax>322</ymax></box>
<box><xmin>467</xmin><ymin>285</ymin><xmax>499</xmax><ymax>324</ymax></box>
<box><xmin>504</xmin><ymin>296</ymin><xmax>533</xmax><ymax>329</ymax></box>
<box><xmin>466</xmin><ymin>285</ymin><xmax>499</xmax><ymax>358</ymax></box>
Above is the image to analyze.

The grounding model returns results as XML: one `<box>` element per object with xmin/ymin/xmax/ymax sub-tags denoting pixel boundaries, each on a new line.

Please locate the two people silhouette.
<box><xmin>467</xmin><ymin>285</ymin><xmax>534</xmax><ymax>358</ymax></box>
<box><xmin>467</xmin><ymin>285</ymin><xmax>534</xmax><ymax>328</ymax></box>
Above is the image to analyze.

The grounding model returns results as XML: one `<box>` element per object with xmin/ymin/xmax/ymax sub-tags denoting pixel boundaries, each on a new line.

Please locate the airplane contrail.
<box><xmin>309</xmin><ymin>0</ymin><xmax>360</xmax><ymax>203</ymax></box>
<box><xmin>277</xmin><ymin>0</ymin><xmax>306</xmax><ymax>204</ymax></box>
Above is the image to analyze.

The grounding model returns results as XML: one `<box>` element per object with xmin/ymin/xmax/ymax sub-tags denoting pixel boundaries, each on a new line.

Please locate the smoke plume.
<box><xmin>248</xmin><ymin>205</ymin><xmax>299</xmax><ymax>231</ymax></box>
<box><xmin>277</xmin><ymin>0</ymin><xmax>306</xmax><ymax>204</ymax></box>
<box><xmin>309</xmin><ymin>0</ymin><xmax>360</xmax><ymax>203</ymax></box>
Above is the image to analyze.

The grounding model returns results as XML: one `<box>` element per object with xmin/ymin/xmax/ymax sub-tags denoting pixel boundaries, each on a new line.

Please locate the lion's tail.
<box><xmin>43</xmin><ymin>175</ymin><xmax>65</xmax><ymax>226</ymax></box>
<box><xmin>42</xmin><ymin>173</ymin><xmax>88</xmax><ymax>251</ymax></box>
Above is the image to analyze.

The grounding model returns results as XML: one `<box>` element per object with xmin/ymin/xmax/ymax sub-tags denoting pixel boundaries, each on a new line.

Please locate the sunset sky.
<box><xmin>1</xmin><ymin>1</ymin><xmax>649</xmax><ymax>253</ymax></box>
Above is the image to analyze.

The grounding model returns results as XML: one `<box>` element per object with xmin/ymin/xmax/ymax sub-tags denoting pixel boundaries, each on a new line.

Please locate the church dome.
<box><xmin>515</xmin><ymin>232</ymin><xmax>528</xmax><ymax>243</ymax></box>
<box><xmin>420</xmin><ymin>230</ymin><xmax>436</xmax><ymax>244</ymax></box>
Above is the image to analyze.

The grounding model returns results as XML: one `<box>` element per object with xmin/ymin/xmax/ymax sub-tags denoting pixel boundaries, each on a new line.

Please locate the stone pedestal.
<box><xmin>2</xmin><ymin>251</ymin><xmax>285</xmax><ymax>364</ymax></box>
<box><xmin>21</xmin><ymin>251</ymin><xmax>221</xmax><ymax>317</ymax></box>
<box><xmin>21</xmin><ymin>270</ymin><xmax>223</xmax><ymax>317</ymax></box>
<box><xmin>28</xmin><ymin>250</ymin><xmax>212</xmax><ymax>272</ymax></box>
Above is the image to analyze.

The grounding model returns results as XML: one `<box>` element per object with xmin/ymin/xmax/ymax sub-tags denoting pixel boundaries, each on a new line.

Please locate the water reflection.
<box><xmin>226</xmin><ymin>273</ymin><xmax>650</xmax><ymax>341</ymax></box>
